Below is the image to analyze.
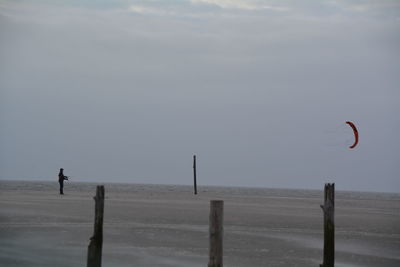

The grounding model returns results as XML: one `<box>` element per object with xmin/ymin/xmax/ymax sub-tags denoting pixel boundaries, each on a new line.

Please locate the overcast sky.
<box><xmin>0</xmin><ymin>0</ymin><xmax>399</xmax><ymax>192</ymax></box>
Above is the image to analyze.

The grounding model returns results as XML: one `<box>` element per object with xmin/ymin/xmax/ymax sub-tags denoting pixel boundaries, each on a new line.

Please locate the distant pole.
<box><xmin>87</xmin><ymin>185</ymin><xmax>105</xmax><ymax>267</ymax></box>
<box><xmin>193</xmin><ymin>155</ymin><xmax>197</xmax><ymax>195</ymax></box>
<box><xmin>320</xmin><ymin>183</ymin><xmax>335</xmax><ymax>267</ymax></box>
<box><xmin>208</xmin><ymin>200</ymin><xmax>224</xmax><ymax>267</ymax></box>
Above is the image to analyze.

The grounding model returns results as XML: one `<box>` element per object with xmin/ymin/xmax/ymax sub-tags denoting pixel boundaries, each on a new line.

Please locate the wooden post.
<box><xmin>193</xmin><ymin>155</ymin><xmax>197</xmax><ymax>195</ymax></box>
<box><xmin>208</xmin><ymin>200</ymin><xmax>223</xmax><ymax>267</ymax></box>
<box><xmin>320</xmin><ymin>183</ymin><xmax>334</xmax><ymax>267</ymax></box>
<box><xmin>87</xmin><ymin>185</ymin><xmax>105</xmax><ymax>267</ymax></box>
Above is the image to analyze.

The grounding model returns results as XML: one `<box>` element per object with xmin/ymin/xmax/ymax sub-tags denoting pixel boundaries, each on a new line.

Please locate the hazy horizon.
<box><xmin>1</xmin><ymin>0</ymin><xmax>399</xmax><ymax>192</ymax></box>
<box><xmin>2</xmin><ymin>178</ymin><xmax>400</xmax><ymax>195</ymax></box>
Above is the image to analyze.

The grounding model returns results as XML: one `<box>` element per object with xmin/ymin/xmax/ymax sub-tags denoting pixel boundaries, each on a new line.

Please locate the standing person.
<box><xmin>58</xmin><ymin>168</ymin><xmax>68</xmax><ymax>195</ymax></box>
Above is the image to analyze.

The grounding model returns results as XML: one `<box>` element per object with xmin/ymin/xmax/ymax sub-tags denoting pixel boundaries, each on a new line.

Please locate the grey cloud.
<box><xmin>0</xmin><ymin>1</ymin><xmax>399</xmax><ymax>192</ymax></box>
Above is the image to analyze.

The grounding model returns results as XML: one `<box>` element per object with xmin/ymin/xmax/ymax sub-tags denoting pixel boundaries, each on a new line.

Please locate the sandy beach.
<box><xmin>0</xmin><ymin>181</ymin><xmax>399</xmax><ymax>267</ymax></box>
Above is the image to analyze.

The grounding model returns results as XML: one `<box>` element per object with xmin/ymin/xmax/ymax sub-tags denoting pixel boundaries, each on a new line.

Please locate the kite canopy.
<box><xmin>345</xmin><ymin>121</ymin><xmax>358</xmax><ymax>149</ymax></box>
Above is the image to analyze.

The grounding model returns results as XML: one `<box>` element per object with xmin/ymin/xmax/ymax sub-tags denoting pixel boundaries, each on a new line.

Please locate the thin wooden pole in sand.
<box><xmin>208</xmin><ymin>200</ymin><xmax>224</xmax><ymax>267</ymax></box>
<box><xmin>320</xmin><ymin>183</ymin><xmax>334</xmax><ymax>267</ymax></box>
<box><xmin>87</xmin><ymin>185</ymin><xmax>105</xmax><ymax>267</ymax></box>
<box><xmin>193</xmin><ymin>155</ymin><xmax>197</xmax><ymax>195</ymax></box>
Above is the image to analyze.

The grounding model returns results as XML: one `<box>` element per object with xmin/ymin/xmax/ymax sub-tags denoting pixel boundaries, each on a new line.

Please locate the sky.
<box><xmin>0</xmin><ymin>0</ymin><xmax>399</xmax><ymax>192</ymax></box>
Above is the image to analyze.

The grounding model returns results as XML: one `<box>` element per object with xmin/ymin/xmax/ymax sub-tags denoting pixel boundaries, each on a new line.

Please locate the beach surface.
<box><xmin>0</xmin><ymin>181</ymin><xmax>399</xmax><ymax>267</ymax></box>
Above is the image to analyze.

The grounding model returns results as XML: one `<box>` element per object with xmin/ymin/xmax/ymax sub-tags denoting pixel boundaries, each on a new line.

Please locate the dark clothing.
<box><xmin>58</xmin><ymin>174</ymin><xmax>66</xmax><ymax>183</ymax></box>
<box><xmin>59</xmin><ymin>180</ymin><xmax>64</xmax><ymax>194</ymax></box>
<box><xmin>58</xmin><ymin>169</ymin><xmax>67</xmax><ymax>195</ymax></box>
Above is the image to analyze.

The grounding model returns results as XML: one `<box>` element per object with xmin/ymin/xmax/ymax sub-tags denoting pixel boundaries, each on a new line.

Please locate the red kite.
<box><xmin>346</xmin><ymin>121</ymin><xmax>359</xmax><ymax>149</ymax></box>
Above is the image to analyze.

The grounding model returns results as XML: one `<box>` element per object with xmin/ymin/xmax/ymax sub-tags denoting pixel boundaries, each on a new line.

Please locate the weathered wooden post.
<box><xmin>87</xmin><ymin>185</ymin><xmax>105</xmax><ymax>267</ymax></box>
<box><xmin>320</xmin><ymin>183</ymin><xmax>334</xmax><ymax>267</ymax></box>
<box><xmin>193</xmin><ymin>155</ymin><xmax>197</xmax><ymax>195</ymax></box>
<box><xmin>208</xmin><ymin>200</ymin><xmax>224</xmax><ymax>267</ymax></box>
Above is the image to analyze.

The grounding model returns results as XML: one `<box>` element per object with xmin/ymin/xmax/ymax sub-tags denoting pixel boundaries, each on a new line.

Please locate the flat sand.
<box><xmin>0</xmin><ymin>181</ymin><xmax>399</xmax><ymax>267</ymax></box>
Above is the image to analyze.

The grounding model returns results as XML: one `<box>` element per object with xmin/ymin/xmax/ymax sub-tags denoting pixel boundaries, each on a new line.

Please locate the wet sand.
<box><xmin>0</xmin><ymin>181</ymin><xmax>399</xmax><ymax>267</ymax></box>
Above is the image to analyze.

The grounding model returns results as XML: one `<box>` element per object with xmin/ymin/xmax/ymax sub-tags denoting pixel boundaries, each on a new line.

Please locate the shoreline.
<box><xmin>1</xmin><ymin>179</ymin><xmax>399</xmax><ymax>196</ymax></box>
<box><xmin>0</xmin><ymin>180</ymin><xmax>399</xmax><ymax>266</ymax></box>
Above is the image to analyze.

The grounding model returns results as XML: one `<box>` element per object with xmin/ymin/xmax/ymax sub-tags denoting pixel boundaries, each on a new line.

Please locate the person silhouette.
<box><xmin>58</xmin><ymin>168</ymin><xmax>68</xmax><ymax>195</ymax></box>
